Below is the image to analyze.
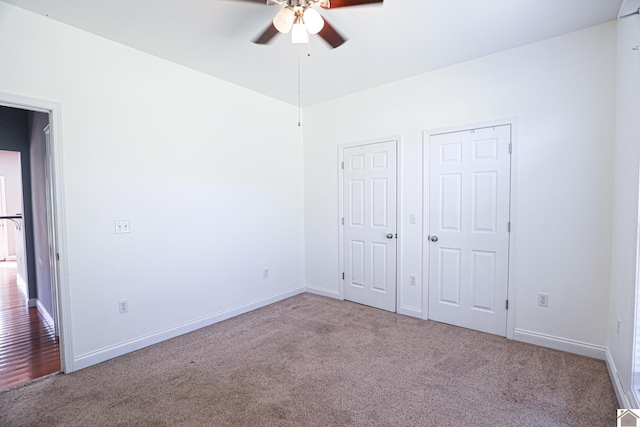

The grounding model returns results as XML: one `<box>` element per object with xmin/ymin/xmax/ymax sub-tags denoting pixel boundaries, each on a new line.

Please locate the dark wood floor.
<box><xmin>0</xmin><ymin>261</ymin><xmax>60</xmax><ymax>391</ymax></box>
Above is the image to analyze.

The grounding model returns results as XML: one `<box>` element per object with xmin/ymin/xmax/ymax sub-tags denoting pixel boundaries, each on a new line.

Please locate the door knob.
<box><xmin>430</xmin><ymin>235</ymin><xmax>438</xmax><ymax>242</ymax></box>
<box><xmin>386</xmin><ymin>233</ymin><xmax>394</xmax><ymax>239</ymax></box>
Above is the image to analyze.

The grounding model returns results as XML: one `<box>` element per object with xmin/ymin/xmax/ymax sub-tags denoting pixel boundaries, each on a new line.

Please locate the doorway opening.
<box><xmin>0</xmin><ymin>104</ymin><xmax>63</xmax><ymax>390</ymax></box>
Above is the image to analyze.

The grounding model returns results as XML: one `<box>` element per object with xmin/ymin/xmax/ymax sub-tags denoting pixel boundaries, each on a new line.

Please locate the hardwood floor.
<box><xmin>0</xmin><ymin>261</ymin><xmax>60</xmax><ymax>392</ymax></box>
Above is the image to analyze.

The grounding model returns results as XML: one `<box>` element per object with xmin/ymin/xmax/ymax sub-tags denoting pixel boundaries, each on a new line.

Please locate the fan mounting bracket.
<box><xmin>266</xmin><ymin>0</ymin><xmax>330</xmax><ymax>8</ymax></box>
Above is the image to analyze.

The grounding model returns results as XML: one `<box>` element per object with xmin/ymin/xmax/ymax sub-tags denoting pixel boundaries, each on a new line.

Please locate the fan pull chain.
<box><xmin>297</xmin><ymin>45</ymin><xmax>301</xmax><ymax>127</ymax></box>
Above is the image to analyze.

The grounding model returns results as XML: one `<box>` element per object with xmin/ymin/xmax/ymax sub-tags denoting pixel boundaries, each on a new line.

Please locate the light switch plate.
<box><xmin>115</xmin><ymin>220</ymin><xmax>130</xmax><ymax>234</ymax></box>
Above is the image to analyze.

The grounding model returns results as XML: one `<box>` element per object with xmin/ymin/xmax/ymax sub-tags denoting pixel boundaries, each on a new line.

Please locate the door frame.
<box><xmin>338</xmin><ymin>136</ymin><xmax>402</xmax><ymax>311</ymax></box>
<box><xmin>422</xmin><ymin>118</ymin><xmax>519</xmax><ymax>339</ymax></box>
<box><xmin>0</xmin><ymin>91</ymin><xmax>73</xmax><ymax>372</ymax></box>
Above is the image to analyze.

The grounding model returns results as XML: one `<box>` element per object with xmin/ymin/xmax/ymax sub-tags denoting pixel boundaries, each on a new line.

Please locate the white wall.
<box><xmin>0</xmin><ymin>149</ymin><xmax>24</xmax><ymax>284</ymax></box>
<box><xmin>304</xmin><ymin>22</ymin><xmax>617</xmax><ymax>349</ymax></box>
<box><xmin>1</xmin><ymin>145</ymin><xmax>28</xmax><ymax>288</ymax></box>
<box><xmin>0</xmin><ymin>150</ymin><xmax>22</xmax><ymax>259</ymax></box>
<box><xmin>608</xmin><ymin>15</ymin><xmax>640</xmax><ymax>407</ymax></box>
<box><xmin>0</xmin><ymin>3</ymin><xmax>305</xmax><ymax>369</ymax></box>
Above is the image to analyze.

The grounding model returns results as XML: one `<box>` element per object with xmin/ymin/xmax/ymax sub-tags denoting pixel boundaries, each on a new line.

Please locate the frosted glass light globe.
<box><xmin>303</xmin><ymin>8</ymin><xmax>324</xmax><ymax>35</ymax></box>
<box><xmin>291</xmin><ymin>22</ymin><xmax>309</xmax><ymax>43</ymax></box>
<box><xmin>273</xmin><ymin>7</ymin><xmax>294</xmax><ymax>33</ymax></box>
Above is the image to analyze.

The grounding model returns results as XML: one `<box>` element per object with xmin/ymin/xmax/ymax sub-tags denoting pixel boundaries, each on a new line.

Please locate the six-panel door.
<box><xmin>428</xmin><ymin>126</ymin><xmax>511</xmax><ymax>336</ymax></box>
<box><xmin>343</xmin><ymin>140</ymin><xmax>397</xmax><ymax>312</ymax></box>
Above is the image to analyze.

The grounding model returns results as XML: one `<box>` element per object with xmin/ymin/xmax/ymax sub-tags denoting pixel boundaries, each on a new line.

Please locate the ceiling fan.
<box><xmin>237</xmin><ymin>0</ymin><xmax>383</xmax><ymax>48</ymax></box>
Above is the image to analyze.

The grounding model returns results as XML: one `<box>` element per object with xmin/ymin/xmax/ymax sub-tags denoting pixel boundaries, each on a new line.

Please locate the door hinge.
<box><xmin>341</xmin><ymin>217</ymin><xmax>344</xmax><ymax>225</ymax></box>
<box><xmin>341</xmin><ymin>161</ymin><xmax>344</xmax><ymax>170</ymax></box>
<box><xmin>507</xmin><ymin>222</ymin><xmax>511</xmax><ymax>233</ymax></box>
<box><xmin>342</xmin><ymin>272</ymin><xmax>345</xmax><ymax>280</ymax></box>
<box><xmin>56</xmin><ymin>253</ymin><xmax>60</xmax><ymax>261</ymax></box>
<box><xmin>506</xmin><ymin>300</ymin><xmax>509</xmax><ymax>310</ymax></box>
<box><xmin>509</xmin><ymin>143</ymin><xmax>512</xmax><ymax>154</ymax></box>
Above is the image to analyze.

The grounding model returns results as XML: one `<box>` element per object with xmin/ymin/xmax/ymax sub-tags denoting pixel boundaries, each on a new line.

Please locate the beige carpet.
<box><xmin>0</xmin><ymin>294</ymin><xmax>617</xmax><ymax>426</ymax></box>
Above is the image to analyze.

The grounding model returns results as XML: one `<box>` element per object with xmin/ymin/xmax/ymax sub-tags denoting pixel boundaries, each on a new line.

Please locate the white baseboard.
<box><xmin>630</xmin><ymin>377</ymin><xmax>640</xmax><ymax>409</ymax></box>
<box><xmin>36</xmin><ymin>299</ymin><xmax>55</xmax><ymax>330</ymax></box>
<box><xmin>16</xmin><ymin>274</ymin><xmax>27</xmax><ymax>297</ymax></box>
<box><xmin>305</xmin><ymin>285</ymin><xmax>341</xmax><ymax>299</ymax></box>
<box><xmin>513</xmin><ymin>329</ymin><xmax>607</xmax><ymax>360</ymax></box>
<box><xmin>606</xmin><ymin>348</ymin><xmax>634</xmax><ymax>408</ymax></box>
<box><xmin>74</xmin><ymin>286</ymin><xmax>305</xmax><ymax>370</ymax></box>
<box><xmin>28</xmin><ymin>297</ymin><xmax>37</xmax><ymax>308</ymax></box>
<box><xmin>398</xmin><ymin>305</ymin><xmax>422</xmax><ymax>319</ymax></box>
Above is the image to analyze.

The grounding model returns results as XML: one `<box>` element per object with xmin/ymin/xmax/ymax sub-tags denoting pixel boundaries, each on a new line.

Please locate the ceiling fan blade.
<box><xmin>317</xmin><ymin>19</ymin><xmax>347</xmax><ymax>49</ymax></box>
<box><xmin>320</xmin><ymin>0</ymin><xmax>382</xmax><ymax>9</ymax></box>
<box><xmin>253</xmin><ymin>23</ymin><xmax>280</xmax><ymax>44</ymax></box>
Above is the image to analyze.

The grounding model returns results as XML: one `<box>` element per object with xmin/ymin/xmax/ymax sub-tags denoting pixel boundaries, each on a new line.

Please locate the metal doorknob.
<box><xmin>386</xmin><ymin>233</ymin><xmax>394</xmax><ymax>239</ymax></box>
<box><xmin>430</xmin><ymin>235</ymin><xmax>438</xmax><ymax>242</ymax></box>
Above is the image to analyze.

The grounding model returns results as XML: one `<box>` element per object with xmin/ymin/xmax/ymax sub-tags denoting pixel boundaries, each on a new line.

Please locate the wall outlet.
<box><xmin>263</xmin><ymin>268</ymin><xmax>269</xmax><ymax>279</ymax></box>
<box><xmin>115</xmin><ymin>220</ymin><xmax>130</xmax><ymax>234</ymax></box>
<box><xmin>409</xmin><ymin>274</ymin><xmax>417</xmax><ymax>286</ymax></box>
<box><xmin>118</xmin><ymin>299</ymin><xmax>129</xmax><ymax>314</ymax></box>
<box><xmin>409</xmin><ymin>213</ymin><xmax>417</xmax><ymax>224</ymax></box>
<box><xmin>537</xmin><ymin>293</ymin><xmax>549</xmax><ymax>307</ymax></box>
<box><xmin>617</xmin><ymin>318</ymin><xmax>621</xmax><ymax>337</ymax></box>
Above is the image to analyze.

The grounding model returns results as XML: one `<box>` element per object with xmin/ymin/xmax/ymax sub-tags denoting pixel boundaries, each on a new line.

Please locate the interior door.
<box><xmin>44</xmin><ymin>125</ymin><xmax>60</xmax><ymax>335</ymax></box>
<box><xmin>343</xmin><ymin>140</ymin><xmax>397</xmax><ymax>312</ymax></box>
<box><xmin>428</xmin><ymin>125</ymin><xmax>511</xmax><ymax>336</ymax></box>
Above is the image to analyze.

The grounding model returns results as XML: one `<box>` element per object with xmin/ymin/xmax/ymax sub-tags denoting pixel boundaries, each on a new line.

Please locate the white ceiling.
<box><xmin>1</xmin><ymin>0</ymin><xmax>623</xmax><ymax>106</ymax></box>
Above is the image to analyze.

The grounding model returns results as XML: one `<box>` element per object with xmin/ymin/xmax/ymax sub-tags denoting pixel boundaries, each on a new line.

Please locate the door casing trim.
<box><xmin>0</xmin><ymin>91</ymin><xmax>74</xmax><ymax>371</ymax></box>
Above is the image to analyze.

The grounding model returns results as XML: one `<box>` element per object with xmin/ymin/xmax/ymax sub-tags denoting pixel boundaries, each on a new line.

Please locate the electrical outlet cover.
<box><xmin>118</xmin><ymin>299</ymin><xmax>129</xmax><ymax>314</ymax></box>
<box><xmin>538</xmin><ymin>293</ymin><xmax>549</xmax><ymax>307</ymax></box>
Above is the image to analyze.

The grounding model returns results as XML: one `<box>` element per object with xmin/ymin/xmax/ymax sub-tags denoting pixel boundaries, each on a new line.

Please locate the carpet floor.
<box><xmin>0</xmin><ymin>293</ymin><xmax>618</xmax><ymax>426</ymax></box>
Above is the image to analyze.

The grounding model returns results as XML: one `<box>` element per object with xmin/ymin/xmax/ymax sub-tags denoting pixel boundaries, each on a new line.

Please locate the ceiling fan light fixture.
<box><xmin>291</xmin><ymin>21</ymin><xmax>309</xmax><ymax>43</ymax></box>
<box><xmin>273</xmin><ymin>7</ymin><xmax>295</xmax><ymax>33</ymax></box>
<box><xmin>303</xmin><ymin>7</ymin><xmax>324</xmax><ymax>34</ymax></box>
